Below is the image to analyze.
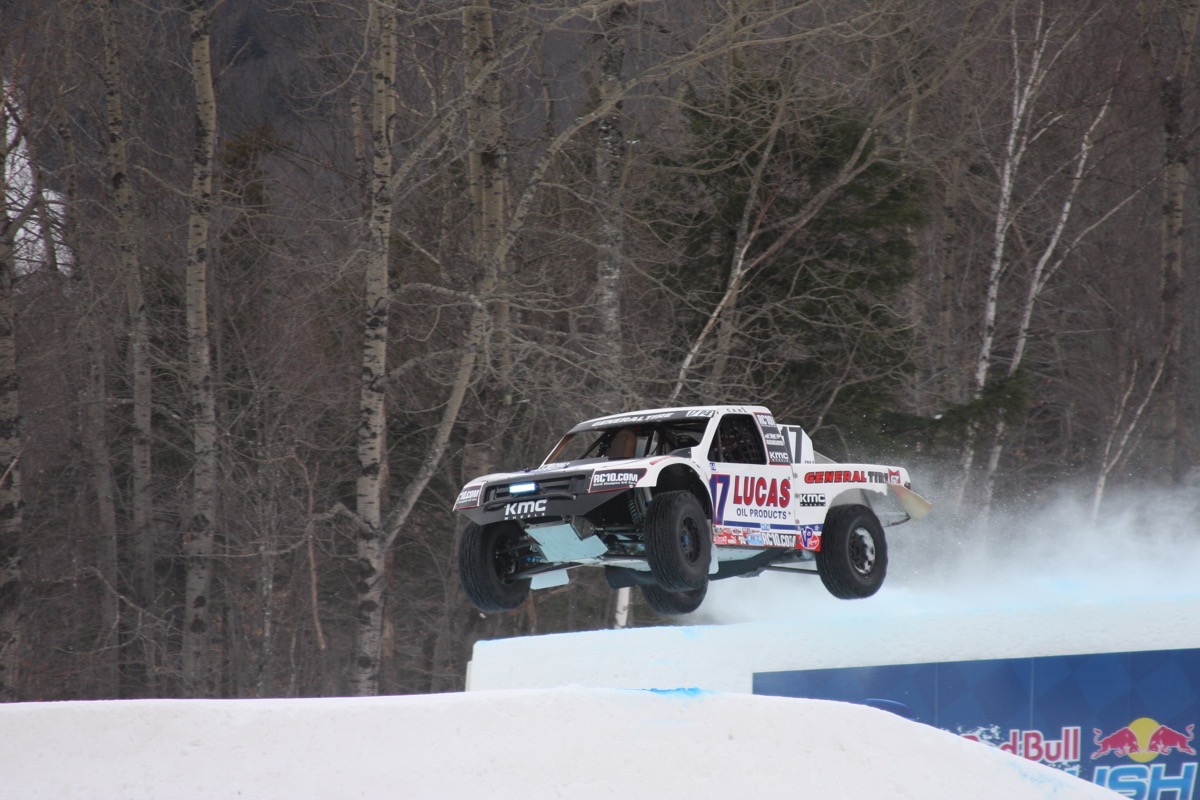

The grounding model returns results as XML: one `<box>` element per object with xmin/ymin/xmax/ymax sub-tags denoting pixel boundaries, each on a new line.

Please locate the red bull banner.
<box><xmin>753</xmin><ymin>648</ymin><xmax>1200</xmax><ymax>799</ymax></box>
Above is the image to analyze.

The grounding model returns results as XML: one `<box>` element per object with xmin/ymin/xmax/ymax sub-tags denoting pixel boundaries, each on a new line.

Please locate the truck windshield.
<box><xmin>544</xmin><ymin>420</ymin><xmax>707</xmax><ymax>465</ymax></box>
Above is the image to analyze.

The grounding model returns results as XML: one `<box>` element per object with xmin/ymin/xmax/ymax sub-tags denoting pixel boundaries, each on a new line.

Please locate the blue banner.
<box><xmin>754</xmin><ymin>648</ymin><xmax>1200</xmax><ymax>799</ymax></box>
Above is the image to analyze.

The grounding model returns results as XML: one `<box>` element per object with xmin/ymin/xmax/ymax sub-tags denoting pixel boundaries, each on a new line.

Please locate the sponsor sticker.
<box><xmin>798</xmin><ymin>524</ymin><xmax>821</xmax><ymax>550</ymax></box>
<box><xmin>503</xmin><ymin>499</ymin><xmax>548</xmax><ymax>518</ymax></box>
<box><xmin>454</xmin><ymin>485</ymin><xmax>482</xmax><ymax>509</ymax></box>
<box><xmin>711</xmin><ymin>523</ymin><xmax>822</xmax><ymax>551</ymax></box>
<box><xmin>804</xmin><ymin>469</ymin><xmax>901</xmax><ymax>485</ymax></box>
<box><xmin>589</xmin><ymin>468</ymin><xmax>646</xmax><ymax>492</ymax></box>
<box><xmin>730</xmin><ymin>476</ymin><xmax>791</xmax><ymax>509</ymax></box>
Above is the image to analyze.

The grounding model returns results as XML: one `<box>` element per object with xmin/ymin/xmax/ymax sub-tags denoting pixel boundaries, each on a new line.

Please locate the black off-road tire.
<box><xmin>457</xmin><ymin>521</ymin><xmax>532</xmax><ymax>612</ymax></box>
<box><xmin>815</xmin><ymin>504</ymin><xmax>887</xmax><ymax>599</ymax></box>
<box><xmin>644</xmin><ymin>490</ymin><xmax>712</xmax><ymax>592</ymax></box>
<box><xmin>641</xmin><ymin>582</ymin><xmax>707</xmax><ymax>616</ymax></box>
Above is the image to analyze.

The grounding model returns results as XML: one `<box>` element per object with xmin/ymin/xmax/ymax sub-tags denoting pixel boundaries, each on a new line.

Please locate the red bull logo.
<box><xmin>1093</xmin><ymin>719</ymin><xmax>1196</xmax><ymax>762</ymax></box>
<box><xmin>1091</xmin><ymin>718</ymin><xmax>1197</xmax><ymax>800</ymax></box>
<box><xmin>961</xmin><ymin>726</ymin><xmax>1081</xmax><ymax>766</ymax></box>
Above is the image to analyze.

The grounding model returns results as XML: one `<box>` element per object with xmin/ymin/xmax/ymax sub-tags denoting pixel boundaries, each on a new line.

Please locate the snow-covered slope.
<box><xmin>2</xmin><ymin>687</ymin><xmax>1120</xmax><ymax>800</ymax></box>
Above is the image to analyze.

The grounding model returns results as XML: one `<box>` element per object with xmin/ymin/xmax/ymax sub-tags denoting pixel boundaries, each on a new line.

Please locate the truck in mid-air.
<box><xmin>453</xmin><ymin>405</ymin><xmax>932</xmax><ymax>616</ymax></box>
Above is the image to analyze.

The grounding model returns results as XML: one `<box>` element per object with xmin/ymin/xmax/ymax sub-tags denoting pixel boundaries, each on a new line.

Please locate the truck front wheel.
<box><xmin>644</xmin><ymin>490</ymin><xmax>711</xmax><ymax>592</ymax></box>
<box><xmin>815</xmin><ymin>504</ymin><xmax>887</xmax><ymax>599</ymax></box>
<box><xmin>458</xmin><ymin>521</ymin><xmax>532</xmax><ymax>612</ymax></box>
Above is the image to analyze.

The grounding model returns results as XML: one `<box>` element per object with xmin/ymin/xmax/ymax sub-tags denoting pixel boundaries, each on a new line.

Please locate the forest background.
<box><xmin>0</xmin><ymin>0</ymin><xmax>1197</xmax><ymax>701</ymax></box>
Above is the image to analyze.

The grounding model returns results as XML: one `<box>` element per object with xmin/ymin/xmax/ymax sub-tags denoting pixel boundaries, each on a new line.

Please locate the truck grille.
<box><xmin>487</xmin><ymin>474</ymin><xmax>587</xmax><ymax>502</ymax></box>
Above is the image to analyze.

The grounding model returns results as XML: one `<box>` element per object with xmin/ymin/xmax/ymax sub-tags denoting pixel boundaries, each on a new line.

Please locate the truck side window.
<box><xmin>708</xmin><ymin>415</ymin><xmax>767</xmax><ymax>465</ymax></box>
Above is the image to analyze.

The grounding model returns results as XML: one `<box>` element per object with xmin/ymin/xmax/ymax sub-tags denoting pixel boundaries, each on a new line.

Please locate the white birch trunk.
<box><xmin>1090</xmin><ymin>352</ymin><xmax>1168</xmax><ymax>521</ymax></box>
<box><xmin>978</xmin><ymin>94</ymin><xmax>1112</xmax><ymax>512</ymax></box>
<box><xmin>349</xmin><ymin>0</ymin><xmax>397</xmax><ymax>697</ymax></box>
<box><xmin>613</xmin><ymin>587</ymin><xmax>631</xmax><ymax>629</ymax></box>
<box><xmin>181</xmin><ymin>0</ymin><xmax>220</xmax><ymax>697</ymax></box>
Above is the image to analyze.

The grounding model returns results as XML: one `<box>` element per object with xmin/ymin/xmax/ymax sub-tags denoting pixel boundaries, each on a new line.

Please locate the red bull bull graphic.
<box><xmin>1093</xmin><ymin>725</ymin><xmax>1142</xmax><ymax>759</ymax></box>
<box><xmin>1150</xmin><ymin>724</ymin><xmax>1196</xmax><ymax>756</ymax></box>
<box><xmin>1091</xmin><ymin>720</ymin><xmax>1196</xmax><ymax>760</ymax></box>
<box><xmin>752</xmin><ymin>647</ymin><xmax>1200</xmax><ymax>799</ymax></box>
<box><xmin>1092</xmin><ymin>719</ymin><xmax>1197</xmax><ymax>800</ymax></box>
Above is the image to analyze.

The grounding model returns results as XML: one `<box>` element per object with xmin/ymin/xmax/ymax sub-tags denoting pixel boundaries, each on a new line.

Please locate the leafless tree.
<box><xmin>181</xmin><ymin>0</ymin><xmax>221</xmax><ymax>697</ymax></box>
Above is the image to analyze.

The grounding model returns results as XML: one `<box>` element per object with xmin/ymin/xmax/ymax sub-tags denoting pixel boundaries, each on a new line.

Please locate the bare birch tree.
<box><xmin>1090</xmin><ymin>350</ymin><xmax>1168</xmax><ymax>520</ymax></box>
<box><xmin>349</xmin><ymin>0</ymin><xmax>398</xmax><ymax>697</ymax></box>
<box><xmin>181</xmin><ymin>0</ymin><xmax>220</xmax><ymax>697</ymax></box>
<box><xmin>976</xmin><ymin>92</ymin><xmax>1122</xmax><ymax>511</ymax></box>
<box><xmin>949</xmin><ymin>2</ymin><xmax>1105</xmax><ymax>511</ymax></box>
<box><xmin>590</xmin><ymin>3</ymin><xmax>633</xmax><ymax>625</ymax></box>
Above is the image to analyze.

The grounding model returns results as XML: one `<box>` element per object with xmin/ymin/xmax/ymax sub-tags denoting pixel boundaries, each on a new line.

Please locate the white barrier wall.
<box><xmin>466</xmin><ymin>596</ymin><xmax>1200</xmax><ymax>693</ymax></box>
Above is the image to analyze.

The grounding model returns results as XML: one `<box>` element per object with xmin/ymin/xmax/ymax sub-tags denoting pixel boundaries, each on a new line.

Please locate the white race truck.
<box><xmin>453</xmin><ymin>405</ymin><xmax>931</xmax><ymax>615</ymax></box>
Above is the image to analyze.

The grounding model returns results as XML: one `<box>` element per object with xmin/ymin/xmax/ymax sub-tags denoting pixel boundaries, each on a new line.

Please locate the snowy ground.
<box><xmin>3</xmin><ymin>687</ymin><xmax>1121</xmax><ymax>800</ymax></box>
<box><xmin>3</xmin><ymin>486</ymin><xmax>1197</xmax><ymax>799</ymax></box>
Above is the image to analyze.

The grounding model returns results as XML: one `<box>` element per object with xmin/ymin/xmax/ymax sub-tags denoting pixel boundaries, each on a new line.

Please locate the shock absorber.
<box><xmin>627</xmin><ymin>489</ymin><xmax>646</xmax><ymax>526</ymax></box>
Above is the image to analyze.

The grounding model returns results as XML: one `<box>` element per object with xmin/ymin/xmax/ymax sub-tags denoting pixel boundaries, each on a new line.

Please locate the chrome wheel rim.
<box><xmin>849</xmin><ymin>526</ymin><xmax>876</xmax><ymax>575</ymax></box>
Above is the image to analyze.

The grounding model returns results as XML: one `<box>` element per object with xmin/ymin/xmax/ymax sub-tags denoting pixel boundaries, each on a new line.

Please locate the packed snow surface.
<box><xmin>3</xmin><ymin>687</ymin><xmax>1122</xmax><ymax>800</ymax></box>
<box><xmin>4</xmin><ymin>486</ymin><xmax>1197</xmax><ymax>798</ymax></box>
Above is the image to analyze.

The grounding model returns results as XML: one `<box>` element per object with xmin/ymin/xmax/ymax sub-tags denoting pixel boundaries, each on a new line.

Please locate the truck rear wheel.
<box><xmin>458</xmin><ymin>521</ymin><xmax>532</xmax><ymax>612</ymax></box>
<box><xmin>815</xmin><ymin>504</ymin><xmax>887</xmax><ymax>599</ymax></box>
<box><xmin>641</xmin><ymin>583</ymin><xmax>707</xmax><ymax>616</ymax></box>
<box><xmin>644</xmin><ymin>490</ymin><xmax>711</xmax><ymax>592</ymax></box>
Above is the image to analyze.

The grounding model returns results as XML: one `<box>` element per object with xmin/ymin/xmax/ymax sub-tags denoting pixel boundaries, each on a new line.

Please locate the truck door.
<box><xmin>706</xmin><ymin>413</ymin><xmax>798</xmax><ymax>547</ymax></box>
